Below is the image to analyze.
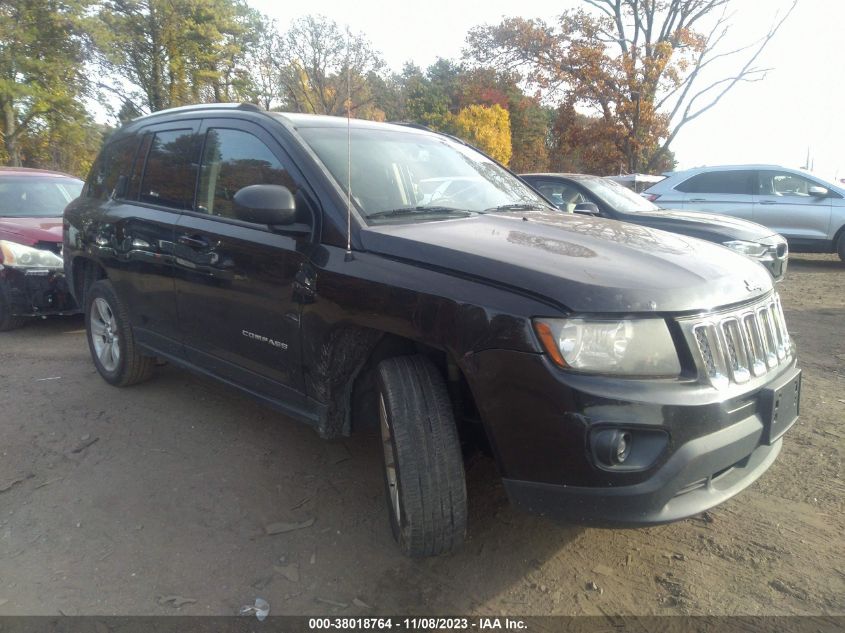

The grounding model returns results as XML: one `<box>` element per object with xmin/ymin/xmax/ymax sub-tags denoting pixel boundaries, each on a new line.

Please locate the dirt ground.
<box><xmin>0</xmin><ymin>253</ymin><xmax>843</xmax><ymax>617</ymax></box>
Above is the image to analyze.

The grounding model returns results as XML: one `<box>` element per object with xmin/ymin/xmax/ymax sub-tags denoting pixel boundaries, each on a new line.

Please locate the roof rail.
<box><xmin>389</xmin><ymin>121</ymin><xmax>433</xmax><ymax>132</ymax></box>
<box><xmin>133</xmin><ymin>102</ymin><xmax>264</xmax><ymax>122</ymax></box>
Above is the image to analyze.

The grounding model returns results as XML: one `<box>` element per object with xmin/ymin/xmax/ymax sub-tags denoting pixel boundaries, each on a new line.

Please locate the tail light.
<box><xmin>642</xmin><ymin>193</ymin><xmax>660</xmax><ymax>202</ymax></box>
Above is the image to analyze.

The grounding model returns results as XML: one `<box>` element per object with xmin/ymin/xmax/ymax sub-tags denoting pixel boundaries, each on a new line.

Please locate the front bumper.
<box><xmin>0</xmin><ymin>266</ymin><xmax>79</xmax><ymax>317</ymax></box>
<box><xmin>504</xmin><ymin>421</ymin><xmax>782</xmax><ymax>526</ymax></box>
<box><xmin>462</xmin><ymin>349</ymin><xmax>800</xmax><ymax>526</ymax></box>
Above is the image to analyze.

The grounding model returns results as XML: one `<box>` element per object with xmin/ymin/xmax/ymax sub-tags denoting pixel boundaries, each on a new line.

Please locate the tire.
<box><xmin>837</xmin><ymin>232</ymin><xmax>845</xmax><ymax>263</ymax></box>
<box><xmin>0</xmin><ymin>281</ymin><xmax>26</xmax><ymax>332</ymax></box>
<box><xmin>375</xmin><ymin>355</ymin><xmax>467</xmax><ymax>557</ymax></box>
<box><xmin>85</xmin><ymin>279</ymin><xmax>154</xmax><ymax>386</ymax></box>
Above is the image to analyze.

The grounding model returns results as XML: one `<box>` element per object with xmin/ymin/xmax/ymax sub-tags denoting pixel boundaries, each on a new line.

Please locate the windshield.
<box><xmin>0</xmin><ymin>177</ymin><xmax>83</xmax><ymax>218</ymax></box>
<box><xmin>297</xmin><ymin>126</ymin><xmax>549</xmax><ymax>222</ymax></box>
<box><xmin>579</xmin><ymin>177</ymin><xmax>660</xmax><ymax>213</ymax></box>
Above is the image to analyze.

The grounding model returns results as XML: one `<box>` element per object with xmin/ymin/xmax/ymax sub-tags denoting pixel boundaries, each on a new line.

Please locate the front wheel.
<box><xmin>376</xmin><ymin>355</ymin><xmax>467</xmax><ymax>557</ymax></box>
<box><xmin>85</xmin><ymin>279</ymin><xmax>154</xmax><ymax>386</ymax></box>
<box><xmin>837</xmin><ymin>231</ymin><xmax>845</xmax><ymax>263</ymax></box>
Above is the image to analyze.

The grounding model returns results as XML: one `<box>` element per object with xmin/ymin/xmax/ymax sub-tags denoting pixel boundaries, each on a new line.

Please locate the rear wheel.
<box><xmin>0</xmin><ymin>281</ymin><xmax>26</xmax><ymax>332</ymax></box>
<box><xmin>85</xmin><ymin>279</ymin><xmax>154</xmax><ymax>386</ymax></box>
<box><xmin>375</xmin><ymin>355</ymin><xmax>467</xmax><ymax>557</ymax></box>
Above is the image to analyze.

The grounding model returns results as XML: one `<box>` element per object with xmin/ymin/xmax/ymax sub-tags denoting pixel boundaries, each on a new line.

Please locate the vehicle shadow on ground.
<box><xmin>13</xmin><ymin>312</ymin><xmax>84</xmax><ymax>333</ymax></box>
<box><xmin>787</xmin><ymin>256</ymin><xmax>844</xmax><ymax>272</ymax></box>
<box><xmin>154</xmin><ymin>365</ymin><xmax>583</xmax><ymax>613</ymax></box>
<box><xmin>6</xmin><ymin>315</ymin><xmax>582</xmax><ymax>614</ymax></box>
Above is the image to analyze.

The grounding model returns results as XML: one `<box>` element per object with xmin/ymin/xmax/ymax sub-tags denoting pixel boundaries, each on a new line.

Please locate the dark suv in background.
<box><xmin>64</xmin><ymin>104</ymin><xmax>801</xmax><ymax>557</ymax></box>
<box><xmin>521</xmin><ymin>173</ymin><xmax>789</xmax><ymax>280</ymax></box>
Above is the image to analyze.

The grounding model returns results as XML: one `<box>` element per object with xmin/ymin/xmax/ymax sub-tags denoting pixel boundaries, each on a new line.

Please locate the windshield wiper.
<box><xmin>367</xmin><ymin>206</ymin><xmax>472</xmax><ymax>219</ymax></box>
<box><xmin>483</xmin><ymin>203</ymin><xmax>546</xmax><ymax>213</ymax></box>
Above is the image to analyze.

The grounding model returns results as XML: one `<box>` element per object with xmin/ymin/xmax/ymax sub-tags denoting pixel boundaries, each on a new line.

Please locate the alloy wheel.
<box><xmin>90</xmin><ymin>297</ymin><xmax>121</xmax><ymax>372</ymax></box>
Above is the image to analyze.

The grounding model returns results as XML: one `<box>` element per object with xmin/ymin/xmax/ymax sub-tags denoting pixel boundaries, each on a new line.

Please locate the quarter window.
<box><xmin>676</xmin><ymin>170</ymin><xmax>754</xmax><ymax>195</ymax></box>
<box><xmin>139</xmin><ymin>129</ymin><xmax>198</xmax><ymax>210</ymax></box>
<box><xmin>87</xmin><ymin>136</ymin><xmax>139</xmax><ymax>200</ymax></box>
<box><xmin>197</xmin><ymin>128</ymin><xmax>295</xmax><ymax>219</ymax></box>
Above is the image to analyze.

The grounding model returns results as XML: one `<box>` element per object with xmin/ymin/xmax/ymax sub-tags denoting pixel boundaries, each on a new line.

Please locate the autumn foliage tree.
<box><xmin>1</xmin><ymin>2</ymin><xmax>800</xmax><ymax>178</ymax></box>
<box><xmin>466</xmin><ymin>0</ymin><xmax>797</xmax><ymax>174</ymax></box>
<box><xmin>0</xmin><ymin>0</ymin><xmax>96</xmax><ymax>170</ymax></box>
<box><xmin>445</xmin><ymin>103</ymin><xmax>512</xmax><ymax>166</ymax></box>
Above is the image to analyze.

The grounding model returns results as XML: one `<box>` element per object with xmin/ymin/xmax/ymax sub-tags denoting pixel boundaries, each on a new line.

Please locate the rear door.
<box><xmin>675</xmin><ymin>169</ymin><xmax>755</xmax><ymax>219</ymax></box>
<box><xmin>753</xmin><ymin>170</ymin><xmax>832</xmax><ymax>245</ymax></box>
<box><xmin>173</xmin><ymin>117</ymin><xmax>314</xmax><ymax>404</ymax></box>
<box><xmin>92</xmin><ymin>122</ymin><xmax>200</xmax><ymax>357</ymax></box>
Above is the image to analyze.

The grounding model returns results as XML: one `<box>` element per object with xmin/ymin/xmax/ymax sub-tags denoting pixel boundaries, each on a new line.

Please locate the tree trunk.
<box><xmin>1</xmin><ymin>99</ymin><xmax>21</xmax><ymax>167</ymax></box>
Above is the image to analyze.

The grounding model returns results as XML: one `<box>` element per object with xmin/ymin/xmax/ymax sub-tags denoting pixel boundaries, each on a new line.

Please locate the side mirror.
<box><xmin>573</xmin><ymin>202</ymin><xmax>600</xmax><ymax>215</ymax></box>
<box><xmin>808</xmin><ymin>185</ymin><xmax>829</xmax><ymax>197</ymax></box>
<box><xmin>233</xmin><ymin>184</ymin><xmax>297</xmax><ymax>226</ymax></box>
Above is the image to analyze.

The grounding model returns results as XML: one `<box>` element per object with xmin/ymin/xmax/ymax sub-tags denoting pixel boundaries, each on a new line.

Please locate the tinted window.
<box><xmin>758</xmin><ymin>170</ymin><xmax>820</xmax><ymax>197</ymax></box>
<box><xmin>127</xmin><ymin>133</ymin><xmax>153</xmax><ymax>200</ymax></box>
<box><xmin>197</xmin><ymin>128</ymin><xmax>295</xmax><ymax>219</ymax></box>
<box><xmin>139</xmin><ymin>129</ymin><xmax>198</xmax><ymax>210</ymax></box>
<box><xmin>87</xmin><ymin>136</ymin><xmax>139</xmax><ymax>200</ymax></box>
<box><xmin>676</xmin><ymin>170</ymin><xmax>753</xmax><ymax>195</ymax></box>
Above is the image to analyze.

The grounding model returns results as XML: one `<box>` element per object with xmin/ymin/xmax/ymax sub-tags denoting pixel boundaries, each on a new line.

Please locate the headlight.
<box><xmin>723</xmin><ymin>240</ymin><xmax>769</xmax><ymax>258</ymax></box>
<box><xmin>534</xmin><ymin>317</ymin><xmax>681</xmax><ymax>376</ymax></box>
<box><xmin>0</xmin><ymin>240</ymin><xmax>64</xmax><ymax>270</ymax></box>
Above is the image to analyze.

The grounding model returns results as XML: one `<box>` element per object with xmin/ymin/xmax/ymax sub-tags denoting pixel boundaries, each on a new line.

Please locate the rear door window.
<box><xmin>139</xmin><ymin>129</ymin><xmax>199</xmax><ymax>210</ymax></box>
<box><xmin>676</xmin><ymin>170</ymin><xmax>754</xmax><ymax>195</ymax></box>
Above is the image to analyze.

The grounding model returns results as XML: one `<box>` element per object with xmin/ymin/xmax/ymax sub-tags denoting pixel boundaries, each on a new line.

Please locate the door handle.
<box><xmin>759</xmin><ymin>200</ymin><xmax>777</xmax><ymax>205</ymax></box>
<box><xmin>177</xmin><ymin>234</ymin><xmax>211</xmax><ymax>249</ymax></box>
<box><xmin>688</xmin><ymin>198</ymin><xmax>708</xmax><ymax>202</ymax></box>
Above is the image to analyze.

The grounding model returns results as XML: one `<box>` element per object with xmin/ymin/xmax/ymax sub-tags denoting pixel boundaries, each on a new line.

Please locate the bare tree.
<box><xmin>279</xmin><ymin>15</ymin><xmax>384</xmax><ymax>117</ymax></box>
<box><xmin>466</xmin><ymin>0</ymin><xmax>798</xmax><ymax>172</ymax></box>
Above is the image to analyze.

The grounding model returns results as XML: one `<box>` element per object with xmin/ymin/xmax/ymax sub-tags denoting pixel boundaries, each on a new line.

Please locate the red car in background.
<box><xmin>0</xmin><ymin>167</ymin><xmax>83</xmax><ymax>330</ymax></box>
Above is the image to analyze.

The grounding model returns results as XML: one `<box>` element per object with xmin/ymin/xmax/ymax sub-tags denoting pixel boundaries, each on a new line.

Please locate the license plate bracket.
<box><xmin>760</xmin><ymin>368</ymin><xmax>801</xmax><ymax>444</ymax></box>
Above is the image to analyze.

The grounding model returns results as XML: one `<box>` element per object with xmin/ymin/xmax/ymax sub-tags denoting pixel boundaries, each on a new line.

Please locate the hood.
<box><xmin>360</xmin><ymin>210</ymin><xmax>773</xmax><ymax>313</ymax></box>
<box><xmin>0</xmin><ymin>216</ymin><xmax>63</xmax><ymax>246</ymax></box>
<box><xmin>620</xmin><ymin>208</ymin><xmax>778</xmax><ymax>243</ymax></box>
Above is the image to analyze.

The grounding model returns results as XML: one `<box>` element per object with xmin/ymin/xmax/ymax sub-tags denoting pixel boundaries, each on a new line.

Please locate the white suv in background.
<box><xmin>643</xmin><ymin>165</ymin><xmax>845</xmax><ymax>262</ymax></box>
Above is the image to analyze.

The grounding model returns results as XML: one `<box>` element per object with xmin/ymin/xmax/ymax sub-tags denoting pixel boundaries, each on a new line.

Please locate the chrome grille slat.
<box><xmin>757</xmin><ymin>307</ymin><xmax>778</xmax><ymax>368</ymax></box>
<box><xmin>742</xmin><ymin>314</ymin><xmax>767</xmax><ymax>377</ymax></box>
<box><xmin>681</xmin><ymin>293</ymin><xmax>792</xmax><ymax>389</ymax></box>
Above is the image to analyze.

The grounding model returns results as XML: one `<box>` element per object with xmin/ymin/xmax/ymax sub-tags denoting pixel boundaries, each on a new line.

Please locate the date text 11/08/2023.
<box><xmin>307</xmin><ymin>617</ymin><xmax>528</xmax><ymax>630</ymax></box>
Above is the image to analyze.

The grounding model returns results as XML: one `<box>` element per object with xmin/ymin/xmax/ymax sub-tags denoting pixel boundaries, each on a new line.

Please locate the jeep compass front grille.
<box><xmin>681</xmin><ymin>294</ymin><xmax>791</xmax><ymax>388</ymax></box>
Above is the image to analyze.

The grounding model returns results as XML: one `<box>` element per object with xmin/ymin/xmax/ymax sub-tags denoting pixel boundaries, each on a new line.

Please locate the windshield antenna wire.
<box><xmin>344</xmin><ymin>25</ymin><xmax>353</xmax><ymax>262</ymax></box>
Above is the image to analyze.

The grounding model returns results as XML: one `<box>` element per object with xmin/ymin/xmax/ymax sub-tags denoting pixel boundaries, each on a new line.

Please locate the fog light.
<box><xmin>616</xmin><ymin>432</ymin><xmax>632</xmax><ymax>463</ymax></box>
<box><xmin>593</xmin><ymin>429</ymin><xmax>632</xmax><ymax>466</ymax></box>
<box><xmin>590</xmin><ymin>427</ymin><xmax>669</xmax><ymax>471</ymax></box>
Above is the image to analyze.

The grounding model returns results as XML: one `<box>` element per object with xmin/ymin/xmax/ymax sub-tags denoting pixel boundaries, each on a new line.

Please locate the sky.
<box><xmin>249</xmin><ymin>0</ymin><xmax>844</xmax><ymax>182</ymax></box>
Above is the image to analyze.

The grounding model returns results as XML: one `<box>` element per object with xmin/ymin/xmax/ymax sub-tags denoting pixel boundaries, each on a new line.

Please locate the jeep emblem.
<box><xmin>744</xmin><ymin>279</ymin><xmax>764</xmax><ymax>293</ymax></box>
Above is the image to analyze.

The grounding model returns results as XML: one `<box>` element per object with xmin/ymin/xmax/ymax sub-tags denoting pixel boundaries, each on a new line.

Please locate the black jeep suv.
<box><xmin>64</xmin><ymin>103</ymin><xmax>801</xmax><ymax>557</ymax></box>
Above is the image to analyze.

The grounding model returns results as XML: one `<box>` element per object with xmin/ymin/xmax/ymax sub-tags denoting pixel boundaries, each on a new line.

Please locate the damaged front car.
<box><xmin>0</xmin><ymin>168</ymin><xmax>83</xmax><ymax>330</ymax></box>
